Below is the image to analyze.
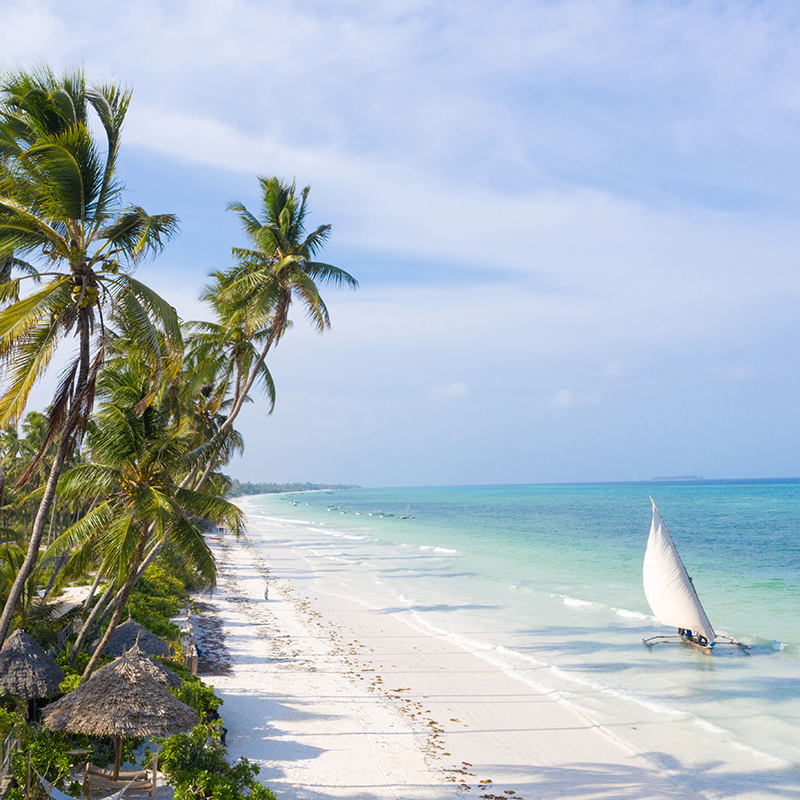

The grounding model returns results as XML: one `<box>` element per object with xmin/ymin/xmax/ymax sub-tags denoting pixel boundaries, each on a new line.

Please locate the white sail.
<box><xmin>643</xmin><ymin>500</ymin><xmax>715</xmax><ymax>643</ymax></box>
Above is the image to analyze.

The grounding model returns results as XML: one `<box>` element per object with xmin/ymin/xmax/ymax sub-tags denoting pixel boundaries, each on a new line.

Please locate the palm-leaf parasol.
<box><xmin>94</xmin><ymin>640</ymin><xmax>181</xmax><ymax>689</ymax></box>
<box><xmin>42</xmin><ymin>653</ymin><xmax>198</xmax><ymax>778</ymax></box>
<box><xmin>0</xmin><ymin>629</ymin><xmax>65</xmax><ymax>700</ymax></box>
<box><xmin>94</xmin><ymin>618</ymin><xmax>170</xmax><ymax>658</ymax></box>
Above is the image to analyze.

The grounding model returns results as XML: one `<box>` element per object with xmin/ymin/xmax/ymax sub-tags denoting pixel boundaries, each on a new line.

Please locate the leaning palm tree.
<box><xmin>0</xmin><ymin>66</ymin><xmax>181</xmax><ymax>645</ymax></box>
<box><xmin>48</xmin><ymin>361</ymin><xmax>244</xmax><ymax>681</ymax></box>
<box><xmin>200</xmin><ymin>177</ymin><xmax>357</xmax><ymax>451</ymax></box>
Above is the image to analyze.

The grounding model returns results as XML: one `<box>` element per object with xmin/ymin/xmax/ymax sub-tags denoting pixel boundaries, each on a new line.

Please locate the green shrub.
<box><xmin>171</xmin><ymin>677</ymin><xmax>222</xmax><ymax>716</ymax></box>
<box><xmin>127</xmin><ymin>596</ymin><xmax>181</xmax><ymax>640</ymax></box>
<box><xmin>11</xmin><ymin>728</ymin><xmax>72</xmax><ymax>796</ymax></box>
<box><xmin>0</xmin><ymin>706</ymin><xmax>23</xmax><ymax>739</ymax></box>
<box><xmin>152</xmin><ymin>725</ymin><xmax>276</xmax><ymax>800</ymax></box>
<box><xmin>127</xmin><ymin>562</ymin><xmax>186</xmax><ymax>641</ymax></box>
<box><xmin>159</xmin><ymin>658</ymin><xmax>194</xmax><ymax>681</ymax></box>
<box><xmin>59</xmin><ymin>673</ymin><xmax>81</xmax><ymax>694</ymax></box>
<box><xmin>9</xmin><ymin>721</ymin><xmax>136</xmax><ymax>792</ymax></box>
<box><xmin>57</xmin><ymin>646</ymin><xmax>91</xmax><ymax>674</ymax></box>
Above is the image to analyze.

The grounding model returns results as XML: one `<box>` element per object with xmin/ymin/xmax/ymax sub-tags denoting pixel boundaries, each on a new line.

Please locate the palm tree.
<box><xmin>202</xmin><ymin>177</ymin><xmax>357</xmax><ymax>449</ymax></box>
<box><xmin>0</xmin><ymin>66</ymin><xmax>182</xmax><ymax>645</ymax></box>
<box><xmin>0</xmin><ymin>425</ymin><xmax>24</xmax><ymax>510</ymax></box>
<box><xmin>181</xmin><ymin>277</ymin><xmax>275</xmax><ymax>487</ymax></box>
<box><xmin>48</xmin><ymin>362</ymin><xmax>244</xmax><ymax>680</ymax></box>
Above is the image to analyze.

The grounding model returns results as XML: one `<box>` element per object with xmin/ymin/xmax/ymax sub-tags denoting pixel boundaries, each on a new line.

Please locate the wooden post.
<box><xmin>151</xmin><ymin>752</ymin><xmax>157</xmax><ymax>800</ymax></box>
<box><xmin>113</xmin><ymin>737</ymin><xmax>123</xmax><ymax>781</ymax></box>
<box><xmin>25</xmin><ymin>751</ymin><xmax>30</xmax><ymax>800</ymax></box>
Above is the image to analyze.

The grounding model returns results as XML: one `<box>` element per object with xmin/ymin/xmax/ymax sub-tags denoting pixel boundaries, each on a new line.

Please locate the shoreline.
<box><xmin>199</xmin><ymin>522</ymin><xmax>689</xmax><ymax>800</ymax></box>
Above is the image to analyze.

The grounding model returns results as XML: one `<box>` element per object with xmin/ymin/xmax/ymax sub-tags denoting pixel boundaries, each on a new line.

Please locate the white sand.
<box><xmin>204</xmin><ymin>526</ymin><xmax>691</xmax><ymax>800</ymax></box>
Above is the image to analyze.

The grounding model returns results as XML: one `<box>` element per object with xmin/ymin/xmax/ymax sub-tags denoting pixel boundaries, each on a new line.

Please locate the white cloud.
<box><xmin>550</xmin><ymin>389</ymin><xmax>600</xmax><ymax>409</ymax></box>
<box><xmin>425</xmin><ymin>382</ymin><xmax>470</xmax><ymax>401</ymax></box>
<box><xmin>551</xmin><ymin>389</ymin><xmax>575</xmax><ymax>409</ymax></box>
<box><xmin>602</xmin><ymin>359</ymin><xmax>625</xmax><ymax>378</ymax></box>
<box><xmin>724</xmin><ymin>366</ymin><xmax>755</xmax><ymax>381</ymax></box>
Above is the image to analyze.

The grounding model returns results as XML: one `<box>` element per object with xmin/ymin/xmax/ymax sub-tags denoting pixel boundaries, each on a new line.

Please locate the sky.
<box><xmin>3</xmin><ymin>0</ymin><xmax>800</xmax><ymax>487</ymax></box>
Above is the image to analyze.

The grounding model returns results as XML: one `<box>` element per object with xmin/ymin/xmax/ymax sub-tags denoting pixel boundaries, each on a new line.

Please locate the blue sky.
<box><xmin>5</xmin><ymin>0</ymin><xmax>800</xmax><ymax>486</ymax></box>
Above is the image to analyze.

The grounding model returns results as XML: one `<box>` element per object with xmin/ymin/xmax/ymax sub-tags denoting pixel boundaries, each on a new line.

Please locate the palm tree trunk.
<box><xmin>68</xmin><ymin>580</ymin><xmax>114</xmax><ymax>665</ymax></box>
<box><xmin>46</xmin><ymin>502</ymin><xmax>57</xmax><ymax>546</ymax></box>
<box><xmin>0</xmin><ymin>311</ymin><xmax>93</xmax><ymax>645</ymax></box>
<box><xmin>0</xmin><ymin>432</ymin><xmax>71</xmax><ymax>644</ymax></box>
<box><xmin>82</xmin><ymin>530</ymin><xmax>148</xmax><ymax>682</ymax></box>
<box><xmin>195</xmin><ymin>455</ymin><xmax>217</xmax><ymax>492</ymax></box>
<box><xmin>82</xmin><ymin>569</ymin><xmax>104</xmax><ymax>610</ymax></box>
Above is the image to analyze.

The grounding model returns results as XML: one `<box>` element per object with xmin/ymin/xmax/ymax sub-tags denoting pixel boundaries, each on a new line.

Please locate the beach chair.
<box><xmin>83</xmin><ymin>764</ymin><xmax>153</xmax><ymax>799</ymax></box>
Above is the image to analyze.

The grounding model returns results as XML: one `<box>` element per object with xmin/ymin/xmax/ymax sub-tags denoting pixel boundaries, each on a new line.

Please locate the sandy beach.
<box><xmin>198</xmin><ymin>522</ymin><xmax>692</xmax><ymax>800</ymax></box>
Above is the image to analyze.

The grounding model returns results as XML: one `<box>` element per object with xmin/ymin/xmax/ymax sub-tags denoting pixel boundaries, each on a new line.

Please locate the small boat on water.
<box><xmin>400</xmin><ymin>505</ymin><xmax>414</xmax><ymax>519</ymax></box>
<box><xmin>642</xmin><ymin>499</ymin><xmax>748</xmax><ymax>654</ymax></box>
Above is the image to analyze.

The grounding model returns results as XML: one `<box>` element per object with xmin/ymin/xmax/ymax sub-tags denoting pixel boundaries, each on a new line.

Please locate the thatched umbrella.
<box><xmin>42</xmin><ymin>652</ymin><xmax>198</xmax><ymax>779</ymax></box>
<box><xmin>0</xmin><ymin>630</ymin><xmax>65</xmax><ymax>717</ymax></box>
<box><xmin>95</xmin><ymin>640</ymin><xmax>181</xmax><ymax>689</ymax></box>
<box><xmin>95</xmin><ymin>618</ymin><xmax>170</xmax><ymax>658</ymax></box>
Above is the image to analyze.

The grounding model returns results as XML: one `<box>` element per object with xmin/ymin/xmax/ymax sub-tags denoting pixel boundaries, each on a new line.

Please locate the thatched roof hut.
<box><xmin>95</xmin><ymin>619</ymin><xmax>170</xmax><ymax>658</ymax></box>
<box><xmin>42</xmin><ymin>652</ymin><xmax>198</xmax><ymax>778</ymax></box>
<box><xmin>0</xmin><ymin>629</ymin><xmax>65</xmax><ymax>700</ymax></box>
<box><xmin>94</xmin><ymin>641</ymin><xmax>181</xmax><ymax>689</ymax></box>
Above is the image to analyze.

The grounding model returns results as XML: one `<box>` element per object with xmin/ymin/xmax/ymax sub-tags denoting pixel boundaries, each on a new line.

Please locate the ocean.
<box><xmin>236</xmin><ymin>480</ymin><xmax>800</xmax><ymax>798</ymax></box>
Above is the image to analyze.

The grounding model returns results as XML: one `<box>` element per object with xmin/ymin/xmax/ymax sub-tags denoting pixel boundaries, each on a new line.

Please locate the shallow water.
<box><xmin>237</xmin><ymin>480</ymin><xmax>800</xmax><ymax>798</ymax></box>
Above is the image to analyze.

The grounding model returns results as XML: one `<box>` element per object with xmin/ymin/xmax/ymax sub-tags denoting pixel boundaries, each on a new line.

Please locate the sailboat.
<box><xmin>400</xmin><ymin>505</ymin><xmax>414</xmax><ymax>519</ymax></box>
<box><xmin>642</xmin><ymin>499</ymin><xmax>748</xmax><ymax>654</ymax></box>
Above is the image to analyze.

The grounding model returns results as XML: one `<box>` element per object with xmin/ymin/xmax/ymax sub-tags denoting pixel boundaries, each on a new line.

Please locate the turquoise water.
<box><xmin>238</xmin><ymin>480</ymin><xmax>800</xmax><ymax>798</ymax></box>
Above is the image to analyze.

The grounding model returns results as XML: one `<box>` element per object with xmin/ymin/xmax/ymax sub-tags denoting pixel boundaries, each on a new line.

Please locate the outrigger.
<box><xmin>642</xmin><ymin>499</ymin><xmax>749</xmax><ymax>655</ymax></box>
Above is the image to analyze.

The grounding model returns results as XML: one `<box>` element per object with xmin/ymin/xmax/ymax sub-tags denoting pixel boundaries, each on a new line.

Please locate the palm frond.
<box><xmin>174</xmin><ymin>487</ymin><xmax>245</xmax><ymax>535</ymax></box>
<box><xmin>56</xmin><ymin>463</ymin><xmax>119</xmax><ymax>501</ymax></box>
<box><xmin>0</xmin><ymin>311</ymin><xmax>64</xmax><ymax>426</ymax></box>
<box><xmin>98</xmin><ymin>207</ymin><xmax>179</xmax><ymax>264</ymax></box>
<box><xmin>166</xmin><ymin>517</ymin><xmax>216</xmax><ymax>587</ymax></box>
<box><xmin>304</xmin><ymin>260</ymin><xmax>359</xmax><ymax>289</ymax></box>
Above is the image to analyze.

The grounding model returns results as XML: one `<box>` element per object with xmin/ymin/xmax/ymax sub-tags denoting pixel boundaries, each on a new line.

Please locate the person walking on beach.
<box><xmin>264</xmin><ymin>582</ymin><xmax>269</xmax><ymax>600</ymax></box>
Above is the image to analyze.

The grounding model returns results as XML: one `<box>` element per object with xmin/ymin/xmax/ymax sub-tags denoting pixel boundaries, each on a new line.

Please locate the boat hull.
<box><xmin>642</xmin><ymin>634</ymin><xmax>749</xmax><ymax>654</ymax></box>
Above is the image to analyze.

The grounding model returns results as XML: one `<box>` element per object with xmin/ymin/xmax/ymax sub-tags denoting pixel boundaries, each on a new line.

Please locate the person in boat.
<box><xmin>679</xmin><ymin>628</ymin><xmax>693</xmax><ymax>640</ymax></box>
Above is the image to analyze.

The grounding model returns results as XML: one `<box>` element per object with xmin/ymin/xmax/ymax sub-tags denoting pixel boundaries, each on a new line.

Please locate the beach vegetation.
<box><xmin>126</xmin><ymin>562</ymin><xmax>186</xmax><ymax>641</ymax></box>
<box><xmin>9</xmin><ymin>727</ymin><xmax>72</xmax><ymax>795</ymax></box>
<box><xmin>170</xmin><ymin>676</ymin><xmax>222</xmax><ymax>716</ymax></box>
<box><xmin>0</xmin><ymin>705</ymin><xmax>23</xmax><ymax>738</ymax></box>
<box><xmin>0</xmin><ymin>541</ymin><xmax>80</xmax><ymax>647</ymax></box>
<box><xmin>152</xmin><ymin>724</ymin><xmax>276</xmax><ymax>800</ymax></box>
<box><xmin>6</xmin><ymin>723</ymin><xmax>134</xmax><ymax>800</ymax></box>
